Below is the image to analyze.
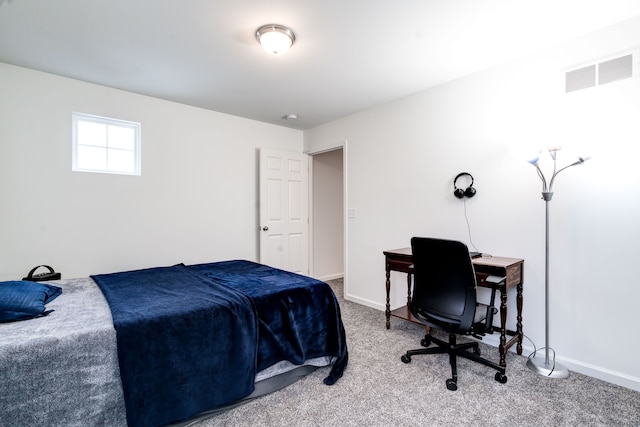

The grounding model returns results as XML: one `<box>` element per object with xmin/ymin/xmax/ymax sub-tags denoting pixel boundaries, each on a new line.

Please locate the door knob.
<box><xmin>262</xmin><ymin>226</ymin><xmax>269</xmax><ymax>231</ymax></box>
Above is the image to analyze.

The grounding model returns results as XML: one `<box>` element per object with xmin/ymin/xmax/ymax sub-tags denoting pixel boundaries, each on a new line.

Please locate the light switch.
<box><xmin>348</xmin><ymin>208</ymin><xmax>357</xmax><ymax>218</ymax></box>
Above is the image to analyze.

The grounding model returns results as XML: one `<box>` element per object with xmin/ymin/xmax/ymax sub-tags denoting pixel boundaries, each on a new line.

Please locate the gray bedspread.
<box><xmin>0</xmin><ymin>277</ymin><xmax>127</xmax><ymax>427</ymax></box>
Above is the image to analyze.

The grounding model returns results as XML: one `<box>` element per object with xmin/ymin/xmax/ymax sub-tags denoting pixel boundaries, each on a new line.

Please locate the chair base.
<box><xmin>401</xmin><ymin>332</ymin><xmax>507</xmax><ymax>390</ymax></box>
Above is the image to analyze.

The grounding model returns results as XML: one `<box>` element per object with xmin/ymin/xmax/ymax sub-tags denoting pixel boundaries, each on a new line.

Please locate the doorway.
<box><xmin>310</xmin><ymin>147</ymin><xmax>344</xmax><ymax>282</ymax></box>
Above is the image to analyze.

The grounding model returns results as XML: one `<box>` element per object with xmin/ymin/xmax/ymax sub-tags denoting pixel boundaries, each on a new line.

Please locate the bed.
<box><xmin>0</xmin><ymin>260</ymin><xmax>348</xmax><ymax>427</ymax></box>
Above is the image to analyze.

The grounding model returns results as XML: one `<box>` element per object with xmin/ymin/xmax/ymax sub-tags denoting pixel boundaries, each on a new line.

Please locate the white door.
<box><xmin>259</xmin><ymin>148</ymin><xmax>309</xmax><ymax>274</ymax></box>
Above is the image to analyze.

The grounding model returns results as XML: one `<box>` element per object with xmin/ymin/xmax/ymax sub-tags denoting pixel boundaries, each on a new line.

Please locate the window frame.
<box><xmin>72</xmin><ymin>112</ymin><xmax>141</xmax><ymax>176</ymax></box>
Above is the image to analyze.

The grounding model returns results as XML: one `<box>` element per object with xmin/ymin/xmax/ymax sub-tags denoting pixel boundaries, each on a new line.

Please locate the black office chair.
<box><xmin>400</xmin><ymin>237</ymin><xmax>507</xmax><ymax>391</ymax></box>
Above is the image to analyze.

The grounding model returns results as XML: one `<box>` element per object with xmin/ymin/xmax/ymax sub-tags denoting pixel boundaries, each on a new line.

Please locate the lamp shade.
<box><xmin>527</xmin><ymin>155</ymin><xmax>540</xmax><ymax>166</ymax></box>
<box><xmin>256</xmin><ymin>24</ymin><xmax>295</xmax><ymax>55</ymax></box>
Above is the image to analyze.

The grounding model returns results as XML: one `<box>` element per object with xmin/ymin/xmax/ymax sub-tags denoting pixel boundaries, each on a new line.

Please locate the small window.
<box><xmin>72</xmin><ymin>112</ymin><xmax>141</xmax><ymax>175</ymax></box>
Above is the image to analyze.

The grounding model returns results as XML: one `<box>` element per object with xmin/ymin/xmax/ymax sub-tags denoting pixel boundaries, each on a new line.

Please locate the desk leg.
<box><xmin>406</xmin><ymin>273</ymin><xmax>412</xmax><ymax>305</ymax></box>
<box><xmin>516</xmin><ymin>282</ymin><xmax>523</xmax><ymax>355</ymax></box>
<box><xmin>385</xmin><ymin>268</ymin><xmax>391</xmax><ymax>329</ymax></box>
<box><xmin>498</xmin><ymin>288</ymin><xmax>507</xmax><ymax>368</ymax></box>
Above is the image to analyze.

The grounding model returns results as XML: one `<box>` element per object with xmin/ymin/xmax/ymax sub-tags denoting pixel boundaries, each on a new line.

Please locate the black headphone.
<box><xmin>453</xmin><ymin>172</ymin><xmax>476</xmax><ymax>199</ymax></box>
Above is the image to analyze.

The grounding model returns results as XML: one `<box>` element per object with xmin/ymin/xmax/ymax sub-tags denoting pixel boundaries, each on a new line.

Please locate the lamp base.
<box><xmin>526</xmin><ymin>354</ymin><xmax>570</xmax><ymax>378</ymax></box>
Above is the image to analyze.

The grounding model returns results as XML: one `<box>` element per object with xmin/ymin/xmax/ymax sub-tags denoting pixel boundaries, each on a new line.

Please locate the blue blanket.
<box><xmin>93</xmin><ymin>261</ymin><xmax>348</xmax><ymax>427</ymax></box>
<box><xmin>92</xmin><ymin>264</ymin><xmax>258</xmax><ymax>427</ymax></box>
<box><xmin>187</xmin><ymin>260</ymin><xmax>348</xmax><ymax>385</ymax></box>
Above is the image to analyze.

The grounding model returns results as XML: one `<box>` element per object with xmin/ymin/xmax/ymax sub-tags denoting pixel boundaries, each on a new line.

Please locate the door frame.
<box><xmin>306</xmin><ymin>140</ymin><xmax>348</xmax><ymax>297</ymax></box>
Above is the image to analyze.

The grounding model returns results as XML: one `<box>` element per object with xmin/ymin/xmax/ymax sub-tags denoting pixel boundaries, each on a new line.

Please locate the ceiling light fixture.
<box><xmin>256</xmin><ymin>24</ymin><xmax>295</xmax><ymax>55</ymax></box>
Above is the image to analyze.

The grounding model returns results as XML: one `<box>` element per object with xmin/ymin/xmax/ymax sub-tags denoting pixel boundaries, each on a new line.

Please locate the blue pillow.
<box><xmin>0</xmin><ymin>280</ymin><xmax>62</xmax><ymax>323</ymax></box>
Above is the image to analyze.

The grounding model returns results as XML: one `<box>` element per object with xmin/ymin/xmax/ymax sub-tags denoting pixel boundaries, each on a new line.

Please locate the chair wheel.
<box><xmin>401</xmin><ymin>354</ymin><xmax>411</xmax><ymax>364</ymax></box>
<box><xmin>495</xmin><ymin>372</ymin><xmax>508</xmax><ymax>384</ymax></box>
<box><xmin>420</xmin><ymin>336</ymin><xmax>431</xmax><ymax>347</ymax></box>
<box><xmin>446</xmin><ymin>379</ymin><xmax>458</xmax><ymax>391</ymax></box>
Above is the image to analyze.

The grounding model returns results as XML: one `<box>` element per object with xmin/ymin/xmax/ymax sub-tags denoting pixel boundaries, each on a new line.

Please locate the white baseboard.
<box><xmin>317</xmin><ymin>273</ymin><xmax>344</xmax><ymax>282</ymax></box>
<box><xmin>344</xmin><ymin>293</ymin><xmax>385</xmax><ymax>311</ymax></box>
<box><xmin>476</xmin><ymin>334</ymin><xmax>640</xmax><ymax>392</ymax></box>
<box><xmin>557</xmin><ymin>355</ymin><xmax>640</xmax><ymax>392</ymax></box>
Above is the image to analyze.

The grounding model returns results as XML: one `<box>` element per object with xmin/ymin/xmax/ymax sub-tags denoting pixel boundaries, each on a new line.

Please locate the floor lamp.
<box><xmin>526</xmin><ymin>147</ymin><xmax>590</xmax><ymax>378</ymax></box>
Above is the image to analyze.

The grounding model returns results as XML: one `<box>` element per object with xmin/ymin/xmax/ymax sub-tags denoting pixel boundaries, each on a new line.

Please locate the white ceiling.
<box><xmin>2</xmin><ymin>0</ymin><xmax>640</xmax><ymax>130</ymax></box>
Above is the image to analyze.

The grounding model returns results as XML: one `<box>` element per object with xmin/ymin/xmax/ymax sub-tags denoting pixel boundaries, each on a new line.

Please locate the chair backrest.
<box><xmin>410</xmin><ymin>237</ymin><xmax>477</xmax><ymax>332</ymax></box>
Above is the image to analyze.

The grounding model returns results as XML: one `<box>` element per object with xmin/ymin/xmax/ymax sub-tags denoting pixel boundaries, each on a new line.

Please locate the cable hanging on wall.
<box><xmin>453</xmin><ymin>172</ymin><xmax>479</xmax><ymax>254</ymax></box>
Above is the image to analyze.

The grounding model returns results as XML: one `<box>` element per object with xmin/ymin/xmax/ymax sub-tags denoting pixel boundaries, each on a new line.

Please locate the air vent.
<box><xmin>598</xmin><ymin>54</ymin><xmax>633</xmax><ymax>85</ymax></box>
<box><xmin>565</xmin><ymin>52</ymin><xmax>634</xmax><ymax>93</ymax></box>
<box><xmin>566</xmin><ymin>65</ymin><xmax>596</xmax><ymax>92</ymax></box>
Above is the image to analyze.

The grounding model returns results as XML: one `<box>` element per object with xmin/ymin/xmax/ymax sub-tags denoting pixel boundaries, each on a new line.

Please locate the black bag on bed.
<box><xmin>22</xmin><ymin>265</ymin><xmax>61</xmax><ymax>282</ymax></box>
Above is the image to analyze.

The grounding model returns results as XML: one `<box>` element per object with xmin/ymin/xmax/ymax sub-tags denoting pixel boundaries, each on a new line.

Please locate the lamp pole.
<box><xmin>526</xmin><ymin>148</ymin><xmax>589</xmax><ymax>378</ymax></box>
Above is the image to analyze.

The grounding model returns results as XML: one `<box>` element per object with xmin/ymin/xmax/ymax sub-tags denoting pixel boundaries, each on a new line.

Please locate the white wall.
<box><xmin>312</xmin><ymin>149</ymin><xmax>344</xmax><ymax>280</ymax></box>
<box><xmin>0</xmin><ymin>63</ymin><xmax>303</xmax><ymax>279</ymax></box>
<box><xmin>305</xmin><ymin>16</ymin><xmax>640</xmax><ymax>390</ymax></box>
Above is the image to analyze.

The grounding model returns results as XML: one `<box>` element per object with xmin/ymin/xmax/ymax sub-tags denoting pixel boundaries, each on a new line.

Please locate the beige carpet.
<box><xmin>190</xmin><ymin>279</ymin><xmax>640</xmax><ymax>426</ymax></box>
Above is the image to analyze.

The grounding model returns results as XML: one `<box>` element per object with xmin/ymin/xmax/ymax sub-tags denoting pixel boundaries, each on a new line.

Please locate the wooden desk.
<box><xmin>383</xmin><ymin>247</ymin><xmax>524</xmax><ymax>367</ymax></box>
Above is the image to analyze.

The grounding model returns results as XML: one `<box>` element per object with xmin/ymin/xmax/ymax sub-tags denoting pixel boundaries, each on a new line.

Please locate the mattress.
<box><xmin>0</xmin><ymin>269</ymin><xmax>341</xmax><ymax>427</ymax></box>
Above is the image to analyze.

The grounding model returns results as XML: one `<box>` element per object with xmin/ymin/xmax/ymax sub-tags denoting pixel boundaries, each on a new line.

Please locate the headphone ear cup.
<box><xmin>465</xmin><ymin>186</ymin><xmax>476</xmax><ymax>198</ymax></box>
<box><xmin>454</xmin><ymin>188</ymin><xmax>465</xmax><ymax>199</ymax></box>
